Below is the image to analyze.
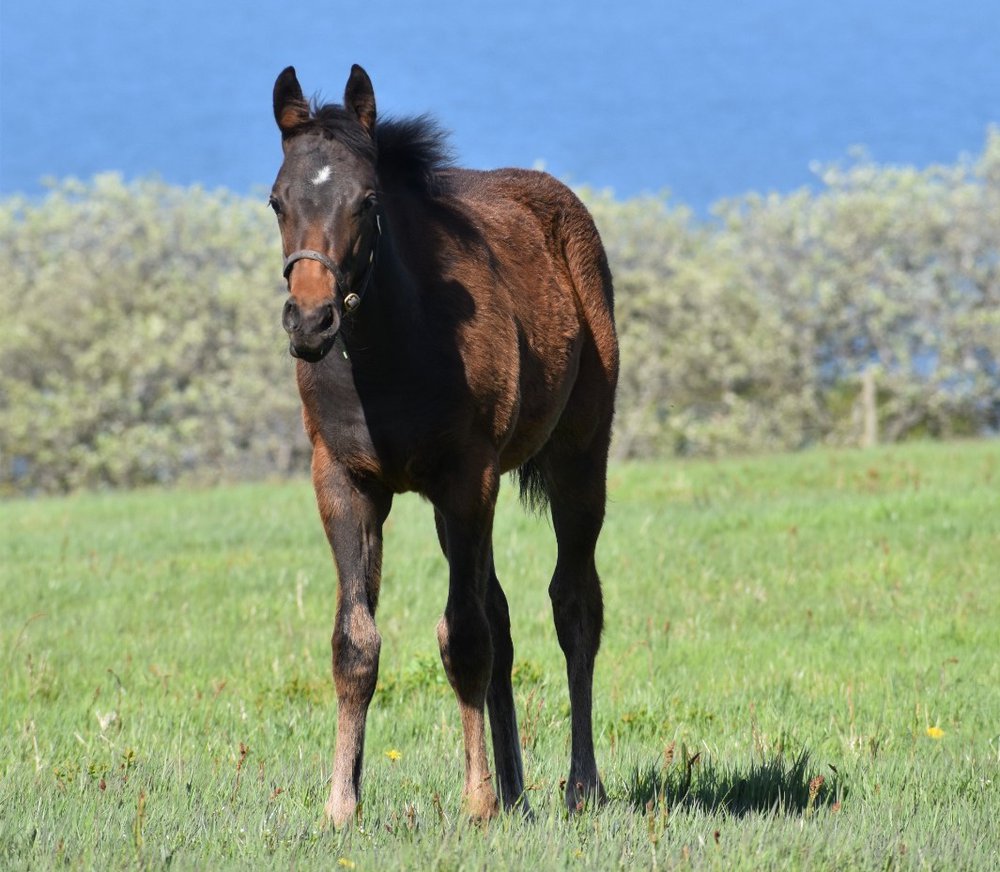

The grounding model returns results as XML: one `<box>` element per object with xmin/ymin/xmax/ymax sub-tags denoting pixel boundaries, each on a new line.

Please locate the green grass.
<box><xmin>1</xmin><ymin>441</ymin><xmax>998</xmax><ymax>869</ymax></box>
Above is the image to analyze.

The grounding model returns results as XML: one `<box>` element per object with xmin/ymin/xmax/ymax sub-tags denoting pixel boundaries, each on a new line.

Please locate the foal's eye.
<box><xmin>268</xmin><ymin>196</ymin><xmax>283</xmax><ymax>216</ymax></box>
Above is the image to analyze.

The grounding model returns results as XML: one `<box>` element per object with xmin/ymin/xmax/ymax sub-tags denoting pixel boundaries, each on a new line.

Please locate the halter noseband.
<box><xmin>282</xmin><ymin>214</ymin><xmax>381</xmax><ymax>314</ymax></box>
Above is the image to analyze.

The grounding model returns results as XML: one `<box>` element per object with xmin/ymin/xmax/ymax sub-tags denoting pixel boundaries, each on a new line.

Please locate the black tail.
<box><xmin>514</xmin><ymin>458</ymin><xmax>549</xmax><ymax>514</ymax></box>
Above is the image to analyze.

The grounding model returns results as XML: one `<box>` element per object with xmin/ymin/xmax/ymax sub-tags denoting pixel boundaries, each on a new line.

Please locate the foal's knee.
<box><xmin>332</xmin><ymin>606</ymin><xmax>381</xmax><ymax>705</ymax></box>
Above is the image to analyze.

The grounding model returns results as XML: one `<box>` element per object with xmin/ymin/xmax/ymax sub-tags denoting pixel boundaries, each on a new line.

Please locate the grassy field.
<box><xmin>1</xmin><ymin>441</ymin><xmax>998</xmax><ymax>869</ymax></box>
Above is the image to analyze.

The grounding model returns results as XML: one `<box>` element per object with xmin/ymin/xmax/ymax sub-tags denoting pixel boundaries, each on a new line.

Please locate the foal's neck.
<box><xmin>338</xmin><ymin>222</ymin><xmax>420</xmax><ymax>368</ymax></box>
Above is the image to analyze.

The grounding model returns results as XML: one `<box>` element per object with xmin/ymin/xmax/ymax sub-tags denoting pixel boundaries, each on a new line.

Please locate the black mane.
<box><xmin>296</xmin><ymin>101</ymin><xmax>455</xmax><ymax>193</ymax></box>
<box><xmin>375</xmin><ymin>114</ymin><xmax>455</xmax><ymax>191</ymax></box>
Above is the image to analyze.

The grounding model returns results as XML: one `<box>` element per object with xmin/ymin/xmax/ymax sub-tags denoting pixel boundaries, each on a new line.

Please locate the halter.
<box><xmin>282</xmin><ymin>213</ymin><xmax>381</xmax><ymax>314</ymax></box>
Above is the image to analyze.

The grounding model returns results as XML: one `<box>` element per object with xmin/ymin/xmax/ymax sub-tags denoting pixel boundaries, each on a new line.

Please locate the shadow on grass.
<box><xmin>620</xmin><ymin>748</ymin><xmax>841</xmax><ymax>817</ymax></box>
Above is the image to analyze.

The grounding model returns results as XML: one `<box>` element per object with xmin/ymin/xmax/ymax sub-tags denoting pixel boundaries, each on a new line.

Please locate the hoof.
<box><xmin>510</xmin><ymin>794</ymin><xmax>534</xmax><ymax>821</ymax></box>
<box><xmin>516</xmin><ymin>801</ymin><xmax>536</xmax><ymax>823</ymax></box>
<box><xmin>565</xmin><ymin>777</ymin><xmax>607</xmax><ymax>813</ymax></box>
<box><xmin>324</xmin><ymin>792</ymin><xmax>358</xmax><ymax>829</ymax></box>
<box><xmin>464</xmin><ymin>782</ymin><xmax>501</xmax><ymax>822</ymax></box>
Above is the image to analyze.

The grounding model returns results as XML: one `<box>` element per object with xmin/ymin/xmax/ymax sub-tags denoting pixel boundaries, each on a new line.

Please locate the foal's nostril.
<box><xmin>314</xmin><ymin>302</ymin><xmax>334</xmax><ymax>334</ymax></box>
<box><xmin>282</xmin><ymin>298</ymin><xmax>300</xmax><ymax>333</ymax></box>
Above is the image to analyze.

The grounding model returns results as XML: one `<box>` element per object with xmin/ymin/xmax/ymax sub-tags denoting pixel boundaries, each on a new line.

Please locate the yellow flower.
<box><xmin>337</xmin><ymin>859</ymin><xmax>355</xmax><ymax>869</ymax></box>
<box><xmin>926</xmin><ymin>726</ymin><xmax>945</xmax><ymax>739</ymax></box>
<box><xmin>385</xmin><ymin>748</ymin><xmax>402</xmax><ymax>762</ymax></box>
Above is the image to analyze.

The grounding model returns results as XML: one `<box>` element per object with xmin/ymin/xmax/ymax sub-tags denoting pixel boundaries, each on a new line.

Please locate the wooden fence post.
<box><xmin>860</xmin><ymin>367</ymin><xmax>878</xmax><ymax>448</ymax></box>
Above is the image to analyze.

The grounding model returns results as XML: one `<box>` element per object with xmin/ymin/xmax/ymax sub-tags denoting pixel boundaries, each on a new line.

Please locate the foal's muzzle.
<box><xmin>279</xmin><ymin>226</ymin><xmax>378</xmax><ymax>361</ymax></box>
<box><xmin>282</xmin><ymin>297</ymin><xmax>340</xmax><ymax>362</ymax></box>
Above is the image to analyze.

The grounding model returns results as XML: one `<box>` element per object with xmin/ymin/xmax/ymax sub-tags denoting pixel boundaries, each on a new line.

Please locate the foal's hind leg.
<box><xmin>483</xmin><ymin>557</ymin><xmax>530</xmax><ymax>812</ymax></box>
<box><xmin>542</xmin><ymin>437</ymin><xmax>611</xmax><ymax>811</ymax></box>
<box><xmin>434</xmin><ymin>512</ymin><xmax>528</xmax><ymax>813</ymax></box>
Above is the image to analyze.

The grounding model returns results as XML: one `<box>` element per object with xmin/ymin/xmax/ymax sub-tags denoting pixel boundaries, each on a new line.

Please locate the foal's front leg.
<box><xmin>434</xmin><ymin>466</ymin><xmax>501</xmax><ymax>821</ymax></box>
<box><xmin>312</xmin><ymin>445</ymin><xmax>392</xmax><ymax>827</ymax></box>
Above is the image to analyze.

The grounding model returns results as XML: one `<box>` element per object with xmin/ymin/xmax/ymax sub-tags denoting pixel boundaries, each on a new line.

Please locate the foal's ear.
<box><xmin>344</xmin><ymin>64</ymin><xmax>376</xmax><ymax>137</ymax></box>
<box><xmin>274</xmin><ymin>66</ymin><xmax>310</xmax><ymax>135</ymax></box>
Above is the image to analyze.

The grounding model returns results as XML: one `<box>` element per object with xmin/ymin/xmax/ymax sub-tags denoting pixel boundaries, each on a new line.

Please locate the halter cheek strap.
<box><xmin>281</xmin><ymin>214</ymin><xmax>381</xmax><ymax>315</ymax></box>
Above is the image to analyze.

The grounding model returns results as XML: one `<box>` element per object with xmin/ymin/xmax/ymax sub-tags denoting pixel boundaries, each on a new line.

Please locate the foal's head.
<box><xmin>271</xmin><ymin>65</ymin><xmax>381</xmax><ymax>362</ymax></box>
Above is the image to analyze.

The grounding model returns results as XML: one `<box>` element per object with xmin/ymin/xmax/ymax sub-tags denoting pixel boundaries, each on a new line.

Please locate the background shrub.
<box><xmin>2</xmin><ymin>133</ymin><xmax>998</xmax><ymax>493</ymax></box>
<box><xmin>592</xmin><ymin>129</ymin><xmax>1000</xmax><ymax>458</ymax></box>
<box><xmin>0</xmin><ymin>175</ymin><xmax>307</xmax><ymax>493</ymax></box>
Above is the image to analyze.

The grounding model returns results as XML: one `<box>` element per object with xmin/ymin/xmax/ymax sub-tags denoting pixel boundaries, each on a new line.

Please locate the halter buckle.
<box><xmin>343</xmin><ymin>293</ymin><xmax>362</xmax><ymax>312</ymax></box>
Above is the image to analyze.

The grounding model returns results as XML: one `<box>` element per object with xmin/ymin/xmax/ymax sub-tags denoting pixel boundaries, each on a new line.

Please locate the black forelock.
<box><xmin>300</xmin><ymin>101</ymin><xmax>378</xmax><ymax>163</ymax></box>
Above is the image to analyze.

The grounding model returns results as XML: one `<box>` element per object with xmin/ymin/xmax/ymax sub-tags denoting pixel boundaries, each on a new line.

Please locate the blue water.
<box><xmin>2</xmin><ymin>0</ymin><xmax>998</xmax><ymax>210</ymax></box>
